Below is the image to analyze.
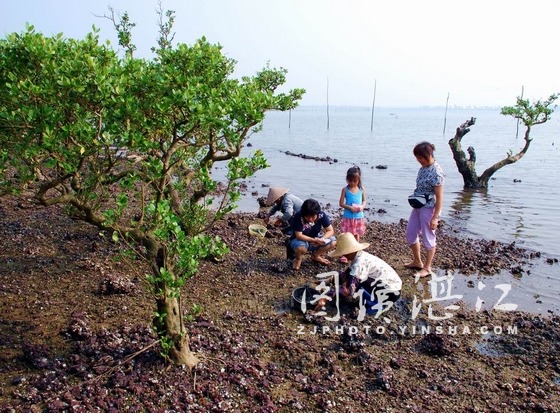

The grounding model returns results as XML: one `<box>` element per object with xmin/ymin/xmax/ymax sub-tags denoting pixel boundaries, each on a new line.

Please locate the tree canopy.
<box><xmin>448</xmin><ymin>94</ymin><xmax>558</xmax><ymax>189</ymax></box>
<box><xmin>0</xmin><ymin>13</ymin><xmax>304</xmax><ymax>366</ymax></box>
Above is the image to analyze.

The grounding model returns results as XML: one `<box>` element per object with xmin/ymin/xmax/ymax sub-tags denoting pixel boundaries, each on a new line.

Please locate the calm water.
<box><xmin>226</xmin><ymin>106</ymin><xmax>560</xmax><ymax>314</ymax></box>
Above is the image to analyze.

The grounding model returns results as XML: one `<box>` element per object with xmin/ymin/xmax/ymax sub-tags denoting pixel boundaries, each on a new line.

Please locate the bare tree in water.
<box><xmin>448</xmin><ymin>94</ymin><xmax>558</xmax><ymax>189</ymax></box>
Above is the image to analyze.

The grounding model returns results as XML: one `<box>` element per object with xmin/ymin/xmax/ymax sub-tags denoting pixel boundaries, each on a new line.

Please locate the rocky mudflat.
<box><xmin>1</xmin><ymin>195</ymin><xmax>559</xmax><ymax>412</ymax></box>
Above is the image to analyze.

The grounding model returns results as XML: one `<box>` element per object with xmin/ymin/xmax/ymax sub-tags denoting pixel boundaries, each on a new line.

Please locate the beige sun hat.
<box><xmin>328</xmin><ymin>233</ymin><xmax>370</xmax><ymax>258</ymax></box>
<box><xmin>266</xmin><ymin>187</ymin><xmax>289</xmax><ymax>206</ymax></box>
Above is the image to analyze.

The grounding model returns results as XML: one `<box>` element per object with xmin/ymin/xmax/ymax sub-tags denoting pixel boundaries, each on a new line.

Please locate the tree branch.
<box><xmin>479</xmin><ymin>125</ymin><xmax>533</xmax><ymax>183</ymax></box>
<box><xmin>456</xmin><ymin>117</ymin><xmax>476</xmax><ymax>139</ymax></box>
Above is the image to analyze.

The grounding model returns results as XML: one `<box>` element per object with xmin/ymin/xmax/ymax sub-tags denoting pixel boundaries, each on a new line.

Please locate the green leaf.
<box><xmin>0</xmin><ymin>13</ymin><xmax>304</xmax><ymax>364</ymax></box>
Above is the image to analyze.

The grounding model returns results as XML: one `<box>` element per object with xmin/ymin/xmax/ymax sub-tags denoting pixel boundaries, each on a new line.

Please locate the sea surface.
<box><xmin>222</xmin><ymin>106</ymin><xmax>560</xmax><ymax>315</ymax></box>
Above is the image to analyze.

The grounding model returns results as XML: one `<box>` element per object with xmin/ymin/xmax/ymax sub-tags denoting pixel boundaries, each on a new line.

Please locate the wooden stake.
<box><xmin>370</xmin><ymin>79</ymin><xmax>377</xmax><ymax>132</ymax></box>
<box><xmin>516</xmin><ymin>85</ymin><xmax>524</xmax><ymax>138</ymax></box>
<box><xmin>443</xmin><ymin>92</ymin><xmax>450</xmax><ymax>134</ymax></box>
<box><xmin>288</xmin><ymin>109</ymin><xmax>291</xmax><ymax>129</ymax></box>
<box><xmin>326</xmin><ymin>77</ymin><xmax>330</xmax><ymax>130</ymax></box>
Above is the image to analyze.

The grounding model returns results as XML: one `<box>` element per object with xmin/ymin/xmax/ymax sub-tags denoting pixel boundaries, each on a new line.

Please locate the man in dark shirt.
<box><xmin>289</xmin><ymin>199</ymin><xmax>337</xmax><ymax>270</ymax></box>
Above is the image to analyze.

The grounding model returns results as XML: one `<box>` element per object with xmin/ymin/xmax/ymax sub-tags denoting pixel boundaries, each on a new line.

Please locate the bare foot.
<box><xmin>414</xmin><ymin>268</ymin><xmax>433</xmax><ymax>278</ymax></box>
<box><xmin>311</xmin><ymin>254</ymin><xmax>331</xmax><ymax>266</ymax></box>
<box><xmin>292</xmin><ymin>257</ymin><xmax>302</xmax><ymax>270</ymax></box>
<box><xmin>404</xmin><ymin>262</ymin><xmax>423</xmax><ymax>270</ymax></box>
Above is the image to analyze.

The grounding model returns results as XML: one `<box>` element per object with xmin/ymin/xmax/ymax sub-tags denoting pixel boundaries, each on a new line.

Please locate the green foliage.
<box><xmin>0</xmin><ymin>8</ymin><xmax>304</xmax><ymax>364</ymax></box>
<box><xmin>107</xmin><ymin>7</ymin><xmax>137</xmax><ymax>57</ymax></box>
<box><xmin>152</xmin><ymin>308</ymin><xmax>174</xmax><ymax>358</ymax></box>
<box><xmin>159</xmin><ymin>337</ymin><xmax>174</xmax><ymax>358</ymax></box>
<box><xmin>154</xmin><ymin>5</ymin><xmax>176</xmax><ymax>53</ymax></box>
<box><xmin>113</xmin><ymin>248</ymin><xmax>138</xmax><ymax>262</ymax></box>
<box><xmin>501</xmin><ymin>93</ymin><xmax>558</xmax><ymax>127</ymax></box>
<box><xmin>185</xmin><ymin>303</ymin><xmax>203</xmax><ymax>322</ymax></box>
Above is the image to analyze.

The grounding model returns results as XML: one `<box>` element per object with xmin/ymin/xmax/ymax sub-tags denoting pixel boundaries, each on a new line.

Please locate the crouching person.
<box><xmin>264</xmin><ymin>186</ymin><xmax>303</xmax><ymax>233</ymax></box>
<box><xmin>289</xmin><ymin>199</ymin><xmax>337</xmax><ymax>271</ymax></box>
<box><xmin>326</xmin><ymin>233</ymin><xmax>402</xmax><ymax>316</ymax></box>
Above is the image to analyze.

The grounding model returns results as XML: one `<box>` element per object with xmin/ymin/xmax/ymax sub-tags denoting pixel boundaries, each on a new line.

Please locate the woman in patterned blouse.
<box><xmin>405</xmin><ymin>141</ymin><xmax>445</xmax><ymax>278</ymax></box>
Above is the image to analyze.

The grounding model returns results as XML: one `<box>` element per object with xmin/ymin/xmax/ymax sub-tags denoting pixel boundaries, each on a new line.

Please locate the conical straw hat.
<box><xmin>266</xmin><ymin>187</ymin><xmax>289</xmax><ymax>206</ymax></box>
<box><xmin>328</xmin><ymin>232</ymin><xmax>369</xmax><ymax>257</ymax></box>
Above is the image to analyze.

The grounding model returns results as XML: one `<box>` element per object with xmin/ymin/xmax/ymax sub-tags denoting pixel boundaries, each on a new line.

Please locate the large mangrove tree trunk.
<box><xmin>448</xmin><ymin>117</ymin><xmax>482</xmax><ymax>188</ymax></box>
<box><xmin>449</xmin><ymin>94</ymin><xmax>559</xmax><ymax>189</ymax></box>
<box><xmin>449</xmin><ymin>116</ymin><xmax>536</xmax><ymax>189</ymax></box>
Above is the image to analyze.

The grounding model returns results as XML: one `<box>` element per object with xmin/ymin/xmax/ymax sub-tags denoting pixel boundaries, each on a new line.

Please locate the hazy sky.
<box><xmin>2</xmin><ymin>0</ymin><xmax>559</xmax><ymax>107</ymax></box>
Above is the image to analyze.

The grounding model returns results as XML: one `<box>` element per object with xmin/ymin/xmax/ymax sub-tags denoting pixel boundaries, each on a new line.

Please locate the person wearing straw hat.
<box><xmin>324</xmin><ymin>233</ymin><xmax>402</xmax><ymax>312</ymax></box>
<box><xmin>264</xmin><ymin>187</ymin><xmax>303</xmax><ymax>231</ymax></box>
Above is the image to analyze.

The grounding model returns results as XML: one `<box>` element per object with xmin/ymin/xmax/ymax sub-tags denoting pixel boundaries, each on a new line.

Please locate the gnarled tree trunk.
<box><xmin>448</xmin><ymin>118</ymin><xmax>481</xmax><ymax>188</ymax></box>
<box><xmin>156</xmin><ymin>288</ymin><xmax>199</xmax><ymax>368</ymax></box>
<box><xmin>448</xmin><ymin>117</ymin><xmax>533</xmax><ymax>189</ymax></box>
<box><xmin>148</xmin><ymin>242</ymin><xmax>199</xmax><ymax>368</ymax></box>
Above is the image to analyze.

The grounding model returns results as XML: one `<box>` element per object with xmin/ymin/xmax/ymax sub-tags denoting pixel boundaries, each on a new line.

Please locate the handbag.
<box><xmin>408</xmin><ymin>193</ymin><xmax>433</xmax><ymax>209</ymax></box>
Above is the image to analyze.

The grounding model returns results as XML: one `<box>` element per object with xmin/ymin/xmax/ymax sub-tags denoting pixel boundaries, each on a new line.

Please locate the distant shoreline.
<box><xmin>275</xmin><ymin>105</ymin><xmax>504</xmax><ymax>111</ymax></box>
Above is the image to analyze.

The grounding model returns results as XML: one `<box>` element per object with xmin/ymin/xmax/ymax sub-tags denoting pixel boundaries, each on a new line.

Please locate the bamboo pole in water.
<box><xmin>516</xmin><ymin>85</ymin><xmax>524</xmax><ymax>138</ymax></box>
<box><xmin>288</xmin><ymin>109</ymin><xmax>291</xmax><ymax>129</ymax></box>
<box><xmin>370</xmin><ymin>79</ymin><xmax>377</xmax><ymax>132</ymax></box>
<box><xmin>326</xmin><ymin>77</ymin><xmax>330</xmax><ymax>130</ymax></box>
<box><xmin>443</xmin><ymin>92</ymin><xmax>450</xmax><ymax>134</ymax></box>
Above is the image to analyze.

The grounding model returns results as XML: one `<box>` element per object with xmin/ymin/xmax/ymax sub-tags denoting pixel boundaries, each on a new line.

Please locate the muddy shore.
<box><xmin>1</xmin><ymin>195</ymin><xmax>559</xmax><ymax>412</ymax></box>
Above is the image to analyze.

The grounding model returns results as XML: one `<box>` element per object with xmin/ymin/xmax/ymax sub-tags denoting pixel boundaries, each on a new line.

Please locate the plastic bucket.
<box><xmin>248</xmin><ymin>224</ymin><xmax>267</xmax><ymax>238</ymax></box>
<box><xmin>291</xmin><ymin>285</ymin><xmax>318</xmax><ymax>311</ymax></box>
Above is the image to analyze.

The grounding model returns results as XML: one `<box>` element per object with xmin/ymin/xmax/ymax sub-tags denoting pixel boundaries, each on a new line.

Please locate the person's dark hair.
<box><xmin>346</xmin><ymin>166</ymin><xmax>362</xmax><ymax>189</ymax></box>
<box><xmin>413</xmin><ymin>141</ymin><xmax>435</xmax><ymax>159</ymax></box>
<box><xmin>301</xmin><ymin>198</ymin><xmax>321</xmax><ymax>217</ymax></box>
